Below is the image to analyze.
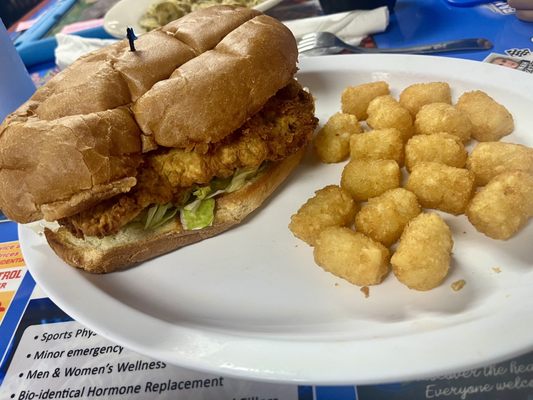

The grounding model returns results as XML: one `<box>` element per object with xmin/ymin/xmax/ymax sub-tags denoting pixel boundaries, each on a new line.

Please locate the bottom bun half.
<box><xmin>44</xmin><ymin>148</ymin><xmax>305</xmax><ymax>273</ymax></box>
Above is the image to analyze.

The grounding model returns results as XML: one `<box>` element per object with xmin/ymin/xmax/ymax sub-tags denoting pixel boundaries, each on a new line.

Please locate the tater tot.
<box><xmin>399</xmin><ymin>82</ymin><xmax>452</xmax><ymax>116</ymax></box>
<box><xmin>349</xmin><ymin>128</ymin><xmax>404</xmax><ymax>165</ymax></box>
<box><xmin>289</xmin><ymin>185</ymin><xmax>358</xmax><ymax>246</ymax></box>
<box><xmin>405</xmin><ymin>162</ymin><xmax>475</xmax><ymax>215</ymax></box>
<box><xmin>466</xmin><ymin>171</ymin><xmax>533</xmax><ymax>240</ymax></box>
<box><xmin>341</xmin><ymin>81</ymin><xmax>390</xmax><ymax>120</ymax></box>
<box><xmin>355</xmin><ymin>188</ymin><xmax>421</xmax><ymax>247</ymax></box>
<box><xmin>391</xmin><ymin>213</ymin><xmax>453</xmax><ymax>291</ymax></box>
<box><xmin>455</xmin><ymin>90</ymin><xmax>514</xmax><ymax>142</ymax></box>
<box><xmin>366</xmin><ymin>94</ymin><xmax>397</xmax><ymax>115</ymax></box>
<box><xmin>341</xmin><ymin>159</ymin><xmax>401</xmax><ymax>201</ymax></box>
<box><xmin>366</xmin><ymin>95</ymin><xmax>414</xmax><ymax>142</ymax></box>
<box><xmin>405</xmin><ymin>133</ymin><xmax>468</xmax><ymax>172</ymax></box>
<box><xmin>314</xmin><ymin>227</ymin><xmax>390</xmax><ymax>286</ymax></box>
<box><xmin>314</xmin><ymin>112</ymin><xmax>362</xmax><ymax>163</ymax></box>
<box><xmin>466</xmin><ymin>142</ymin><xmax>533</xmax><ymax>186</ymax></box>
<box><xmin>414</xmin><ymin>102</ymin><xmax>472</xmax><ymax>142</ymax></box>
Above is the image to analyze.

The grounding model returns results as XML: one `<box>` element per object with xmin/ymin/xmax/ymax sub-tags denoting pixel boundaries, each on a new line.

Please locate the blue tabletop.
<box><xmin>375</xmin><ymin>0</ymin><xmax>533</xmax><ymax>60</ymax></box>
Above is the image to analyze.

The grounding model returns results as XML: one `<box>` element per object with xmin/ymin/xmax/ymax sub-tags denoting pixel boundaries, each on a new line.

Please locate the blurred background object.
<box><xmin>319</xmin><ymin>0</ymin><xmax>396</xmax><ymax>14</ymax></box>
<box><xmin>508</xmin><ymin>0</ymin><xmax>533</xmax><ymax>21</ymax></box>
<box><xmin>0</xmin><ymin>0</ymin><xmax>41</xmax><ymax>28</ymax></box>
<box><xmin>0</xmin><ymin>19</ymin><xmax>35</xmax><ymax>122</ymax></box>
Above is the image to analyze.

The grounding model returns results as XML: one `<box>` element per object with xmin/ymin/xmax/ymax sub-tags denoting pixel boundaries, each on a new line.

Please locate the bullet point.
<box><xmin>10</xmin><ymin>394</ymin><xmax>15</xmax><ymax>399</ymax></box>
<box><xmin>26</xmin><ymin>354</ymin><xmax>31</xmax><ymax>358</ymax></box>
<box><xmin>34</xmin><ymin>335</ymin><xmax>38</xmax><ymax>340</ymax></box>
<box><xmin>18</xmin><ymin>372</ymin><xmax>23</xmax><ymax>378</ymax></box>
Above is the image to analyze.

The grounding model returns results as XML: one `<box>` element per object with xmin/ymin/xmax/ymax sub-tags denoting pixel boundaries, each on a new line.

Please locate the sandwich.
<box><xmin>0</xmin><ymin>5</ymin><xmax>318</xmax><ymax>273</ymax></box>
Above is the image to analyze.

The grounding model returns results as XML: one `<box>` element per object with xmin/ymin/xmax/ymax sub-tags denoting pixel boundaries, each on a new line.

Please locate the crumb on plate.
<box><xmin>451</xmin><ymin>279</ymin><xmax>466</xmax><ymax>291</ymax></box>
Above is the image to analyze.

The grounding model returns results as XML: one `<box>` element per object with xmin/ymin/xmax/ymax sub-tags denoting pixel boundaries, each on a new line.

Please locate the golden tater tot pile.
<box><xmin>291</xmin><ymin>79</ymin><xmax>532</xmax><ymax>292</ymax></box>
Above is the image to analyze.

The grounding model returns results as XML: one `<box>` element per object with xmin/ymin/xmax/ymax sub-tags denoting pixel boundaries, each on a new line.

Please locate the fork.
<box><xmin>297</xmin><ymin>32</ymin><xmax>493</xmax><ymax>56</ymax></box>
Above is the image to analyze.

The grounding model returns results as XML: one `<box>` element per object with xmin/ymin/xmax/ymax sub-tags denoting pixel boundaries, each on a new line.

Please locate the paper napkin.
<box><xmin>283</xmin><ymin>6</ymin><xmax>390</xmax><ymax>45</ymax></box>
<box><xmin>55</xmin><ymin>33</ymin><xmax>117</xmax><ymax>70</ymax></box>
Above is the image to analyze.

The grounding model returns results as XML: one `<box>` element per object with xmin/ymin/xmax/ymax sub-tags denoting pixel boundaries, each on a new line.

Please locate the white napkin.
<box><xmin>283</xmin><ymin>6</ymin><xmax>390</xmax><ymax>45</ymax></box>
<box><xmin>55</xmin><ymin>33</ymin><xmax>117</xmax><ymax>70</ymax></box>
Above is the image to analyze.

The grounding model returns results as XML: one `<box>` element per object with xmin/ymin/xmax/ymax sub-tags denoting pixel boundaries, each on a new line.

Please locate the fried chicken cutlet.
<box><xmin>60</xmin><ymin>80</ymin><xmax>317</xmax><ymax>237</ymax></box>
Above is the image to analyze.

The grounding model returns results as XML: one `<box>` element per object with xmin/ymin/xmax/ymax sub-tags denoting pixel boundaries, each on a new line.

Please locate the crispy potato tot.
<box><xmin>289</xmin><ymin>185</ymin><xmax>358</xmax><ymax>246</ymax></box>
<box><xmin>391</xmin><ymin>213</ymin><xmax>453</xmax><ymax>291</ymax></box>
<box><xmin>341</xmin><ymin>159</ymin><xmax>401</xmax><ymax>201</ymax></box>
<box><xmin>366</xmin><ymin>94</ymin><xmax>397</xmax><ymax>115</ymax></box>
<box><xmin>455</xmin><ymin>90</ymin><xmax>514</xmax><ymax>142</ymax></box>
<box><xmin>405</xmin><ymin>162</ymin><xmax>475</xmax><ymax>215</ymax></box>
<box><xmin>355</xmin><ymin>188</ymin><xmax>421</xmax><ymax>247</ymax></box>
<box><xmin>349</xmin><ymin>128</ymin><xmax>404</xmax><ymax>165</ymax></box>
<box><xmin>405</xmin><ymin>133</ymin><xmax>467</xmax><ymax>172</ymax></box>
<box><xmin>314</xmin><ymin>227</ymin><xmax>390</xmax><ymax>286</ymax></box>
<box><xmin>366</xmin><ymin>95</ymin><xmax>414</xmax><ymax>142</ymax></box>
<box><xmin>341</xmin><ymin>81</ymin><xmax>390</xmax><ymax>120</ymax></box>
<box><xmin>466</xmin><ymin>142</ymin><xmax>533</xmax><ymax>186</ymax></box>
<box><xmin>414</xmin><ymin>102</ymin><xmax>472</xmax><ymax>142</ymax></box>
<box><xmin>466</xmin><ymin>171</ymin><xmax>533</xmax><ymax>240</ymax></box>
<box><xmin>314</xmin><ymin>112</ymin><xmax>362</xmax><ymax>163</ymax></box>
<box><xmin>399</xmin><ymin>82</ymin><xmax>452</xmax><ymax>116</ymax></box>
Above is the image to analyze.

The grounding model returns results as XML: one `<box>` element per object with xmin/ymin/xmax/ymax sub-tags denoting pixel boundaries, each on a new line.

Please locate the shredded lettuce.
<box><xmin>181</xmin><ymin>198</ymin><xmax>215</xmax><ymax>230</ymax></box>
<box><xmin>192</xmin><ymin>185</ymin><xmax>212</xmax><ymax>200</ymax></box>
<box><xmin>225</xmin><ymin>166</ymin><xmax>260</xmax><ymax>193</ymax></box>
<box><xmin>141</xmin><ymin>164</ymin><xmax>264</xmax><ymax>231</ymax></box>
<box><xmin>143</xmin><ymin>203</ymin><xmax>178</xmax><ymax>230</ymax></box>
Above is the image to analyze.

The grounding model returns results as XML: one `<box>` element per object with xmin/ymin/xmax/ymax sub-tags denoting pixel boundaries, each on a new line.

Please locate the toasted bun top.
<box><xmin>133</xmin><ymin>14</ymin><xmax>298</xmax><ymax>148</ymax></box>
<box><xmin>0</xmin><ymin>6</ymin><xmax>298</xmax><ymax>223</ymax></box>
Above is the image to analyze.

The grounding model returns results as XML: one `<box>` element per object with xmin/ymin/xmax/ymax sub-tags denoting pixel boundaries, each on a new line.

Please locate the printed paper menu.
<box><xmin>0</xmin><ymin>242</ymin><xmax>27</xmax><ymax>324</ymax></box>
<box><xmin>1</xmin><ymin>320</ymin><xmax>298</xmax><ymax>400</ymax></box>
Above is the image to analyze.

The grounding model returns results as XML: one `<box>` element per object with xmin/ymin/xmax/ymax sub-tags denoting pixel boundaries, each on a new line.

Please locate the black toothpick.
<box><xmin>126</xmin><ymin>27</ymin><xmax>138</xmax><ymax>52</ymax></box>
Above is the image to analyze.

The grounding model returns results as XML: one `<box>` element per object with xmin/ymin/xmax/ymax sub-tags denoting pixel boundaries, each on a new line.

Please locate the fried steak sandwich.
<box><xmin>0</xmin><ymin>6</ymin><xmax>318</xmax><ymax>273</ymax></box>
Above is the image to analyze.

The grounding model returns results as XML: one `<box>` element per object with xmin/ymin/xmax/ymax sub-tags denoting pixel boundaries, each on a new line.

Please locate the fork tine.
<box><xmin>300</xmin><ymin>32</ymin><xmax>319</xmax><ymax>40</ymax></box>
<box><xmin>297</xmin><ymin>42</ymin><xmax>318</xmax><ymax>51</ymax></box>
<box><xmin>297</xmin><ymin>38</ymin><xmax>317</xmax><ymax>47</ymax></box>
<box><xmin>297</xmin><ymin>41</ymin><xmax>319</xmax><ymax>53</ymax></box>
<box><xmin>298</xmin><ymin>45</ymin><xmax>315</xmax><ymax>53</ymax></box>
<box><xmin>297</xmin><ymin>33</ymin><xmax>324</xmax><ymax>53</ymax></box>
<box><xmin>297</xmin><ymin>32</ymin><xmax>336</xmax><ymax>52</ymax></box>
<box><xmin>298</xmin><ymin>44</ymin><xmax>317</xmax><ymax>53</ymax></box>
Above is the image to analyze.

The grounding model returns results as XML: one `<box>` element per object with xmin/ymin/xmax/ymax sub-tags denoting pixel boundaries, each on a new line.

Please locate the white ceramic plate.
<box><xmin>103</xmin><ymin>0</ymin><xmax>283</xmax><ymax>38</ymax></box>
<box><xmin>21</xmin><ymin>55</ymin><xmax>533</xmax><ymax>385</ymax></box>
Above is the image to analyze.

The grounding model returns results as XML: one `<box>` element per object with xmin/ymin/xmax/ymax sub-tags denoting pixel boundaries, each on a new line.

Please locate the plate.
<box><xmin>103</xmin><ymin>0</ymin><xmax>283</xmax><ymax>38</ymax></box>
<box><xmin>20</xmin><ymin>55</ymin><xmax>533</xmax><ymax>385</ymax></box>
